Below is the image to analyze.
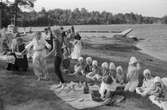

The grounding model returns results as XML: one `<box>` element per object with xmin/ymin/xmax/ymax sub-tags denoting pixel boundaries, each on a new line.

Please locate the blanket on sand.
<box><xmin>50</xmin><ymin>82</ymin><xmax>103</xmax><ymax>109</ymax></box>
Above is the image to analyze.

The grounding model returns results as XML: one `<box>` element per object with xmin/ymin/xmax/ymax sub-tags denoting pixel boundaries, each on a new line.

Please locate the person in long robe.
<box><xmin>124</xmin><ymin>56</ymin><xmax>140</xmax><ymax>92</ymax></box>
<box><xmin>23</xmin><ymin>32</ymin><xmax>51</xmax><ymax>80</ymax></box>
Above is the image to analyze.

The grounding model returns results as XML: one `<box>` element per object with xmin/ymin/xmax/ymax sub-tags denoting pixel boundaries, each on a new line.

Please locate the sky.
<box><xmin>34</xmin><ymin>0</ymin><xmax>167</xmax><ymax>17</ymax></box>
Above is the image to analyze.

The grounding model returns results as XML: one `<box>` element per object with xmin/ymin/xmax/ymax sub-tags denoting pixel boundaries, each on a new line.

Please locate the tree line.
<box><xmin>1</xmin><ymin>4</ymin><xmax>167</xmax><ymax>27</ymax></box>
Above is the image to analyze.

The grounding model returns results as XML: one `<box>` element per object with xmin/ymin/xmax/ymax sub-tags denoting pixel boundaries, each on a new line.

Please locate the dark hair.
<box><xmin>102</xmin><ymin>75</ymin><xmax>113</xmax><ymax>85</ymax></box>
<box><xmin>74</xmin><ymin>33</ymin><xmax>81</xmax><ymax>40</ymax></box>
<box><xmin>60</xmin><ymin>27</ymin><xmax>64</xmax><ymax>30</ymax></box>
<box><xmin>17</xmin><ymin>37</ymin><xmax>23</xmax><ymax>43</ymax></box>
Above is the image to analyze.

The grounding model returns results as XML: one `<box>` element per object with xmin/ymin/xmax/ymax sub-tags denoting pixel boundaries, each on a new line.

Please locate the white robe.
<box><xmin>71</xmin><ymin>40</ymin><xmax>82</xmax><ymax>59</ymax></box>
<box><xmin>125</xmin><ymin>65</ymin><xmax>140</xmax><ymax>92</ymax></box>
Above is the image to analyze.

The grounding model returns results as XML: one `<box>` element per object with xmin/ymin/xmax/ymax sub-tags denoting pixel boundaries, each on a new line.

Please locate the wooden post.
<box><xmin>0</xmin><ymin>0</ymin><xmax>2</xmax><ymax>29</ymax></box>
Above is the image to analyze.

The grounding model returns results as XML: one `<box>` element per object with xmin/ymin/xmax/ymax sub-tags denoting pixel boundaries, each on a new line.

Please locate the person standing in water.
<box><xmin>45</xmin><ymin>29</ymin><xmax>65</xmax><ymax>88</ymax></box>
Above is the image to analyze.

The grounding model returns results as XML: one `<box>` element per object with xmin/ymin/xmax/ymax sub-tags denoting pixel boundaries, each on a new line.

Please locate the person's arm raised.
<box><xmin>45</xmin><ymin>38</ymin><xmax>56</xmax><ymax>58</ymax></box>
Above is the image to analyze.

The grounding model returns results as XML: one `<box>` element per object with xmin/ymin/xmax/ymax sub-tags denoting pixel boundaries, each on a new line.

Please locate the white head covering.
<box><xmin>78</xmin><ymin>57</ymin><xmax>83</xmax><ymax>62</ymax></box>
<box><xmin>86</xmin><ymin>57</ymin><xmax>92</xmax><ymax>63</ymax></box>
<box><xmin>101</xmin><ymin>62</ymin><xmax>109</xmax><ymax>69</ymax></box>
<box><xmin>116</xmin><ymin>66</ymin><xmax>123</xmax><ymax>74</ymax></box>
<box><xmin>92</xmin><ymin>60</ymin><xmax>98</xmax><ymax>66</ymax></box>
<box><xmin>129</xmin><ymin>56</ymin><xmax>138</xmax><ymax>65</ymax></box>
<box><xmin>109</xmin><ymin>62</ymin><xmax>116</xmax><ymax>70</ymax></box>
<box><xmin>154</xmin><ymin>76</ymin><xmax>162</xmax><ymax>84</ymax></box>
<box><xmin>143</xmin><ymin>69</ymin><xmax>151</xmax><ymax>77</ymax></box>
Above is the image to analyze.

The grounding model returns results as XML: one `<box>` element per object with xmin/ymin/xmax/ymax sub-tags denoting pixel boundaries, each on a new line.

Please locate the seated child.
<box><xmin>86</xmin><ymin>60</ymin><xmax>101</xmax><ymax>81</ymax></box>
<box><xmin>101</xmin><ymin>62</ymin><xmax>109</xmax><ymax>77</ymax></box>
<box><xmin>91</xmin><ymin>75</ymin><xmax>125</xmax><ymax>105</ymax></box>
<box><xmin>109</xmin><ymin>62</ymin><xmax>116</xmax><ymax>79</ymax></box>
<box><xmin>136</xmin><ymin>69</ymin><xmax>154</xmax><ymax>96</ymax></box>
<box><xmin>72</xmin><ymin>57</ymin><xmax>84</xmax><ymax>75</ymax></box>
<box><xmin>116</xmin><ymin>66</ymin><xmax>125</xmax><ymax>85</ymax></box>
<box><xmin>124</xmin><ymin>56</ymin><xmax>140</xmax><ymax>92</ymax></box>
<box><xmin>148</xmin><ymin>76</ymin><xmax>167</xmax><ymax>110</ymax></box>
<box><xmin>99</xmin><ymin>75</ymin><xmax>117</xmax><ymax>99</ymax></box>
<box><xmin>84</xmin><ymin>57</ymin><xmax>93</xmax><ymax>75</ymax></box>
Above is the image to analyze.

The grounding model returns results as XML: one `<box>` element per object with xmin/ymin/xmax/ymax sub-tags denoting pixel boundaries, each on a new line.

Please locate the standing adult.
<box><xmin>45</xmin><ymin>29</ymin><xmax>65</xmax><ymax>88</ymax></box>
<box><xmin>23</xmin><ymin>32</ymin><xmax>51</xmax><ymax>80</ymax></box>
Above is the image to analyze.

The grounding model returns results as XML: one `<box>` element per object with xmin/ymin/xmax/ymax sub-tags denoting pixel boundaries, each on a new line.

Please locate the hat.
<box><xmin>109</xmin><ymin>62</ymin><xmax>116</xmax><ymax>70</ymax></box>
<box><xmin>116</xmin><ymin>66</ymin><xmax>123</xmax><ymax>74</ymax></box>
<box><xmin>86</xmin><ymin>57</ymin><xmax>92</xmax><ymax>63</ymax></box>
<box><xmin>101</xmin><ymin>62</ymin><xmax>109</xmax><ymax>69</ymax></box>
<box><xmin>143</xmin><ymin>69</ymin><xmax>151</xmax><ymax>77</ymax></box>
<box><xmin>154</xmin><ymin>76</ymin><xmax>162</xmax><ymax>84</ymax></box>
<box><xmin>92</xmin><ymin>60</ymin><xmax>98</xmax><ymax>66</ymax></box>
<box><xmin>78</xmin><ymin>57</ymin><xmax>84</xmax><ymax>62</ymax></box>
<box><xmin>129</xmin><ymin>56</ymin><xmax>138</xmax><ymax>65</ymax></box>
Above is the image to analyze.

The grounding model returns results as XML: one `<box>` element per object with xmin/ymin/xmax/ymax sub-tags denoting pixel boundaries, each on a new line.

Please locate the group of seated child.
<box><xmin>72</xmin><ymin>56</ymin><xmax>167</xmax><ymax>109</ymax></box>
<box><xmin>73</xmin><ymin>56</ymin><xmax>125</xmax><ymax>84</ymax></box>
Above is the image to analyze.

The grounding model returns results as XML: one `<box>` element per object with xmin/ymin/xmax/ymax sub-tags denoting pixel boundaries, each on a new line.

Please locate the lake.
<box><xmin>19</xmin><ymin>24</ymin><xmax>167</xmax><ymax>61</ymax></box>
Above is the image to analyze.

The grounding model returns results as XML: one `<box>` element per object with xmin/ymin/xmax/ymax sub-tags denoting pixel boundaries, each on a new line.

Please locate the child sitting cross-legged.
<box><xmin>101</xmin><ymin>62</ymin><xmax>109</xmax><ymax>77</ymax></box>
<box><xmin>108</xmin><ymin>62</ymin><xmax>116</xmax><ymax>79</ymax></box>
<box><xmin>116</xmin><ymin>66</ymin><xmax>125</xmax><ymax>85</ymax></box>
<box><xmin>84</xmin><ymin>57</ymin><xmax>93</xmax><ymax>75</ymax></box>
<box><xmin>86</xmin><ymin>60</ymin><xmax>102</xmax><ymax>81</ymax></box>
<box><xmin>71</xmin><ymin>57</ymin><xmax>84</xmax><ymax>75</ymax></box>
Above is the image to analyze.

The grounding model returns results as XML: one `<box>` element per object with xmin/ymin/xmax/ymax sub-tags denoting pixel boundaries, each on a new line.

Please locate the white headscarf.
<box><xmin>154</xmin><ymin>76</ymin><xmax>162</xmax><ymax>84</ymax></box>
<box><xmin>92</xmin><ymin>60</ymin><xmax>98</xmax><ymax>66</ymax></box>
<box><xmin>78</xmin><ymin>57</ymin><xmax>83</xmax><ymax>62</ymax></box>
<box><xmin>129</xmin><ymin>56</ymin><xmax>138</xmax><ymax>65</ymax></box>
<box><xmin>109</xmin><ymin>62</ymin><xmax>116</xmax><ymax>70</ymax></box>
<box><xmin>86</xmin><ymin>57</ymin><xmax>92</xmax><ymax>64</ymax></box>
<box><xmin>101</xmin><ymin>62</ymin><xmax>109</xmax><ymax>69</ymax></box>
<box><xmin>143</xmin><ymin>69</ymin><xmax>151</xmax><ymax>77</ymax></box>
<box><xmin>116</xmin><ymin>66</ymin><xmax>123</xmax><ymax>75</ymax></box>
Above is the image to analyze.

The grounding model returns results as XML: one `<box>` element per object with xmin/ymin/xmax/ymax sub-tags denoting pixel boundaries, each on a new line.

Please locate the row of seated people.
<box><xmin>72</xmin><ymin>56</ymin><xmax>167</xmax><ymax>109</ymax></box>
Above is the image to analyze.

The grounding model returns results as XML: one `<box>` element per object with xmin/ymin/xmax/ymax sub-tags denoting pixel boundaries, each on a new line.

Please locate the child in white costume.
<box><xmin>124</xmin><ymin>56</ymin><xmax>140</xmax><ymax>92</ymax></box>
<box><xmin>101</xmin><ymin>62</ymin><xmax>109</xmax><ymax>77</ymax></box>
<box><xmin>116</xmin><ymin>66</ymin><xmax>125</xmax><ymax>85</ymax></box>
<box><xmin>73</xmin><ymin>57</ymin><xmax>84</xmax><ymax>75</ymax></box>
<box><xmin>148</xmin><ymin>77</ymin><xmax>167</xmax><ymax>110</ymax></box>
<box><xmin>136</xmin><ymin>69</ymin><xmax>154</xmax><ymax>96</ymax></box>
<box><xmin>86</xmin><ymin>60</ymin><xmax>101</xmax><ymax>81</ymax></box>
<box><xmin>24</xmin><ymin>32</ymin><xmax>51</xmax><ymax>80</ymax></box>
<box><xmin>108</xmin><ymin>62</ymin><xmax>116</xmax><ymax>78</ymax></box>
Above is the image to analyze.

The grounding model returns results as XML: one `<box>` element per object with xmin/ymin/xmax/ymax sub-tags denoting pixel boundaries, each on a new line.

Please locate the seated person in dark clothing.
<box><xmin>7</xmin><ymin>37</ymin><xmax>28</xmax><ymax>72</ymax></box>
<box><xmin>84</xmin><ymin>57</ymin><xmax>93</xmax><ymax>75</ymax></box>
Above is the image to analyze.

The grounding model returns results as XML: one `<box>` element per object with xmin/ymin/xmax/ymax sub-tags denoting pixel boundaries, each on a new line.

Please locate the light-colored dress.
<box><xmin>71</xmin><ymin>40</ymin><xmax>82</xmax><ymax>59</ymax></box>
<box><xmin>124</xmin><ymin>64</ymin><xmax>140</xmax><ymax>92</ymax></box>
<box><xmin>25</xmin><ymin>38</ymin><xmax>51</xmax><ymax>78</ymax></box>
<box><xmin>149</xmin><ymin>83</ymin><xmax>167</xmax><ymax>110</ymax></box>
<box><xmin>136</xmin><ymin>78</ymin><xmax>154</xmax><ymax>96</ymax></box>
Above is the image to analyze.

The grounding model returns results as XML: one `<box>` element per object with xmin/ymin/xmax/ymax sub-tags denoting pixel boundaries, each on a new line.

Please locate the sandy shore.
<box><xmin>0</xmin><ymin>36</ymin><xmax>167</xmax><ymax>110</ymax></box>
